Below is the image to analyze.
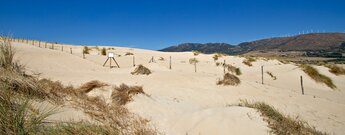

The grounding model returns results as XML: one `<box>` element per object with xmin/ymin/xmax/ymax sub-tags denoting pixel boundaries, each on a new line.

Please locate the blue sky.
<box><xmin>0</xmin><ymin>0</ymin><xmax>344</xmax><ymax>50</ymax></box>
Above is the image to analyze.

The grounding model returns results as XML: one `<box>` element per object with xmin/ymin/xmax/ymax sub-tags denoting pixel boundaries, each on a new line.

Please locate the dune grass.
<box><xmin>266</xmin><ymin>71</ymin><xmax>277</xmax><ymax>80</ymax></box>
<box><xmin>101</xmin><ymin>47</ymin><xmax>106</xmax><ymax>56</ymax></box>
<box><xmin>111</xmin><ymin>84</ymin><xmax>146</xmax><ymax>105</ymax></box>
<box><xmin>131</xmin><ymin>64</ymin><xmax>152</xmax><ymax>75</ymax></box>
<box><xmin>192</xmin><ymin>50</ymin><xmax>201</xmax><ymax>56</ymax></box>
<box><xmin>242</xmin><ymin>57</ymin><xmax>256</xmax><ymax>67</ymax></box>
<box><xmin>83</xmin><ymin>46</ymin><xmax>90</xmax><ymax>54</ymax></box>
<box><xmin>0</xmin><ymin>38</ymin><xmax>158</xmax><ymax>135</ymax></box>
<box><xmin>324</xmin><ymin>64</ymin><xmax>345</xmax><ymax>76</ymax></box>
<box><xmin>239</xmin><ymin>101</ymin><xmax>327</xmax><ymax>135</ymax></box>
<box><xmin>125</xmin><ymin>52</ymin><xmax>134</xmax><ymax>56</ymax></box>
<box><xmin>300</xmin><ymin>64</ymin><xmax>336</xmax><ymax>89</ymax></box>
<box><xmin>225</xmin><ymin>64</ymin><xmax>242</xmax><ymax>75</ymax></box>
<box><xmin>217</xmin><ymin>73</ymin><xmax>240</xmax><ymax>86</ymax></box>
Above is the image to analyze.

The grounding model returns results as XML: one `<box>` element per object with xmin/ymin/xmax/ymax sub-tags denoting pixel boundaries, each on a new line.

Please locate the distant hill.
<box><xmin>159</xmin><ymin>43</ymin><xmax>242</xmax><ymax>54</ymax></box>
<box><xmin>159</xmin><ymin>33</ymin><xmax>345</xmax><ymax>54</ymax></box>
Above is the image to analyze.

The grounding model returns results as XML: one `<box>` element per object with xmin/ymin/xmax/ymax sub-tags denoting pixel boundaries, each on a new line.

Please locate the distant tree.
<box><xmin>101</xmin><ymin>47</ymin><xmax>107</xmax><ymax>56</ymax></box>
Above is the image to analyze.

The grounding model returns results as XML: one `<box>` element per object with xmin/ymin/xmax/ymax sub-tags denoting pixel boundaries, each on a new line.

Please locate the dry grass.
<box><xmin>212</xmin><ymin>53</ymin><xmax>225</xmax><ymax>61</ymax></box>
<box><xmin>189</xmin><ymin>58</ymin><xmax>199</xmax><ymax>64</ymax></box>
<box><xmin>300</xmin><ymin>65</ymin><xmax>336</xmax><ymax>89</ymax></box>
<box><xmin>131</xmin><ymin>64</ymin><xmax>152</xmax><ymax>75</ymax></box>
<box><xmin>101</xmin><ymin>47</ymin><xmax>106</xmax><ymax>56</ymax></box>
<box><xmin>158</xmin><ymin>57</ymin><xmax>164</xmax><ymax>61</ymax></box>
<box><xmin>225</xmin><ymin>64</ymin><xmax>242</xmax><ymax>75</ymax></box>
<box><xmin>217</xmin><ymin>73</ymin><xmax>240</xmax><ymax>86</ymax></box>
<box><xmin>242</xmin><ymin>57</ymin><xmax>256</xmax><ymax>67</ymax></box>
<box><xmin>111</xmin><ymin>84</ymin><xmax>146</xmax><ymax>105</ymax></box>
<box><xmin>125</xmin><ymin>52</ymin><xmax>134</xmax><ymax>56</ymax></box>
<box><xmin>77</xmin><ymin>80</ymin><xmax>108</xmax><ymax>94</ymax></box>
<box><xmin>240</xmin><ymin>101</ymin><xmax>327</xmax><ymax>135</ymax></box>
<box><xmin>215</xmin><ymin>62</ymin><xmax>220</xmax><ymax>66</ymax></box>
<box><xmin>192</xmin><ymin>50</ymin><xmax>201</xmax><ymax>56</ymax></box>
<box><xmin>83</xmin><ymin>46</ymin><xmax>90</xmax><ymax>54</ymax></box>
<box><xmin>324</xmin><ymin>64</ymin><xmax>345</xmax><ymax>75</ymax></box>
<box><xmin>266</xmin><ymin>71</ymin><xmax>277</xmax><ymax>80</ymax></box>
<box><xmin>1</xmin><ymin>37</ymin><xmax>158</xmax><ymax>135</ymax></box>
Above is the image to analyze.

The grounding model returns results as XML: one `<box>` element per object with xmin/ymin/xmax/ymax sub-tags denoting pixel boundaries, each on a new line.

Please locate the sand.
<box><xmin>12</xmin><ymin>41</ymin><xmax>345</xmax><ymax>134</ymax></box>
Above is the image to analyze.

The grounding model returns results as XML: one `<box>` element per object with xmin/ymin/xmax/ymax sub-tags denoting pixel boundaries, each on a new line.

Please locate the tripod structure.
<box><xmin>103</xmin><ymin>57</ymin><xmax>120</xmax><ymax>68</ymax></box>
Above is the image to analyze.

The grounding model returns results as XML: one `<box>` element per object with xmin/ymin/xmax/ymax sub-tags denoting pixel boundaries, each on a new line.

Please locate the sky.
<box><xmin>0</xmin><ymin>0</ymin><xmax>344</xmax><ymax>50</ymax></box>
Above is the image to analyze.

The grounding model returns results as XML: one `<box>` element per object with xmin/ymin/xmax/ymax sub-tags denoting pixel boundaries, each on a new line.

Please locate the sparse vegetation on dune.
<box><xmin>266</xmin><ymin>71</ymin><xmax>277</xmax><ymax>80</ymax></box>
<box><xmin>239</xmin><ymin>101</ymin><xmax>327</xmax><ymax>135</ymax></box>
<box><xmin>242</xmin><ymin>57</ymin><xmax>256</xmax><ymax>67</ymax></box>
<box><xmin>101</xmin><ymin>47</ymin><xmax>106</xmax><ymax>56</ymax></box>
<box><xmin>192</xmin><ymin>50</ymin><xmax>201</xmax><ymax>56</ymax></box>
<box><xmin>225</xmin><ymin>64</ymin><xmax>242</xmax><ymax>76</ymax></box>
<box><xmin>217</xmin><ymin>73</ymin><xmax>240</xmax><ymax>86</ymax></box>
<box><xmin>125</xmin><ymin>52</ymin><xmax>134</xmax><ymax>56</ymax></box>
<box><xmin>324</xmin><ymin>64</ymin><xmax>345</xmax><ymax>75</ymax></box>
<box><xmin>212</xmin><ymin>53</ymin><xmax>225</xmax><ymax>61</ymax></box>
<box><xmin>83</xmin><ymin>46</ymin><xmax>90</xmax><ymax>54</ymax></box>
<box><xmin>158</xmin><ymin>57</ymin><xmax>164</xmax><ymax>61</ymax></box>
<box><xmin>300</xmin><ymin>64</ymin><xmax>336</xmax><ymax>89</ymax></box>
<box><xmin>111</xmin><ymin>84</ymin><xmax>146</xmax><ymax>105</ymax></box>
<box><xmin>0</xmin><ymin>39</ymin><xmax>157</xmax><ymax>135</ymax></box>
<box><xmin>131</xmin><ymin>64</ymin><xmax>152</xmax><ymax>75</ymax></box>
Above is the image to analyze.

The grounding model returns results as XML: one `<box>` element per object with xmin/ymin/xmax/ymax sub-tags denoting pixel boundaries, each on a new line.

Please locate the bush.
<box><xmin>158</xmin><ymin>57</ymin><xmax>164</xmax><ymax>61</ymax></box>
<box><xmin>111</xmin><ymin>84</ymin><xmax>146</xmax><ymax>105</ymax></box>
<box><xmin>300</xmin><ymin>65</ymin><xmax>336</xmax><ymax>89</ymax></box>
<box><xmin>217</xmin><ymin>73</ymin><xmax>240</xmax><ymax>86</ymax></box>
<box><xmin>125</xmin><ymin>52</ymin><xmax>134</xmax><ymax>56</ymax></box>
<box><xmin>225</xmin><ymin>64</ymin><xmax>242</xmax><ymax>75</ymax></box>
<box><xmin>192</xmin><ymin>50</ymin><xmax>201</xmax><ymax>56</ymax></box>
<box><xmin>101</xmin><ymin>48</ymin><xmax>106</xmax><ymax>56</ymax></box>
<box><xmin>242</xmin><ymin>57</ymin><xmax>256</xmax><ymax>67</ymax></box>
<box><xmin>83</xmin><ymin>46</ymin><xmax>90</xmax><ymax>54</ymax></box>
<box><xmin>240</xmin><ymin>101</ymin><xmax>326</xmax><ymax>135</ymax></box>
<box><xmin>325</xmin><ymin>64</ymin><xmax>345</xmax><ymax>75</ymax></box>
<box><xmin>131</xmin><ymin>65</ymin><xmax>151</xmax><ymax>75</ymax></box>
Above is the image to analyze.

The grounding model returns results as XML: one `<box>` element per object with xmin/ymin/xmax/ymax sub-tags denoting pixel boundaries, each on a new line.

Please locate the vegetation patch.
<box><xmin>158</xmin><ymin>57</ymin><xmax>164</xmax><ymax>61</ymax></box>
<box><xmin>83</xmin><ymin>46</ymin><xmax>90</xmax><ymax>54</ymax></box>
<box><xmin>242</xmin><ymin>57</ymin><xmax>256</xmax><ymax>67</ymax></box>
<box><xmin>125</xmin><ymin>52</ymin><xmax>134</xmax><ymax>56</ymax></box>
<box><xmin>192</xmin><ymin>50</ymin><xmax>201</xmax><ymax>56</ymax></box>
<box><xmin>324</xmin><ymin>64</ymin><xmax>345</xmax><ymax>75</ymax></box>
<box><xmin>111</xmin><ymin>84</ymin><xmax>146</xmax><ymax>105</ymax></box>
<box><xmin>300</xmin><ymin>65</ymin><xmax>336</xmax><ymax>89</ymax></box>
<box><xmin>266</xmin><ymin>71</ymin><xmax>277</xmax><ymax>80</ymax></box>
<box><xmin>239</xmin><ymin>101</ymin><xmax>327</xmax><ymax>135</ymax></box>
<box><xmin>101</xmin><ymin>47</ymin><xmax>106</xmax><ymax>56</ymax></box>
<box><xmin>131</xmin><ymin>65</ymin><xmax>152</xmax><ymax>75</ymax></box>
<box><xmin>0</xmin><ymin>38</ymin><xmax>158</xmax><ymax>135</ymax></box>
<box><xmin>217</xmin><ymin>73</ymin><xmax>240</xmax><ymax>86</ymax></box>
<box><xmin>225</xmin><ymin>64</ymin><xmax>242</xmax><ymax>75</ymax></box>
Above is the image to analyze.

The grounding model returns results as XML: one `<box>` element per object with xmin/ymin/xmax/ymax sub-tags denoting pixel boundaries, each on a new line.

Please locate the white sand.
<box><xmin>12</xmin><ymin>42</ymin><xmax>345</xmax><ymax>135</ymax></box>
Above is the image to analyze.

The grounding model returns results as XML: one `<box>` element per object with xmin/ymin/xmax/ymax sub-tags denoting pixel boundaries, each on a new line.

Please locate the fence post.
<box><xmin>261</xmin><ymin>66</ymin><xmax>264</xmax><ymax>84</ymax></box>
<box><xmin>70</xmin><ymin>48</ymin><xmax>72</xmax><ymax>54</ymax></box>
<box><xmin>38</xmin><ymin>41</ymin><xmax>41</xmax><ymax>47</ymax></box>
<box><xmin>223</xmin><ymin>59</ymin><xmax>226</xmax><ymax>74</ymax></box>
<box><xmin>61</xmin><ymin>45</ymin><xmax>63</xmax><ymax>51</ymax></box>
<box><xmin>300</xmin><ymin>76</ymin><xmax>304</xmax><ymax>95</ymax></box>
<box><xmin>133</xmin><ymin>56</ymin><xmax>135</xmax><ymax>67</ymax></box>
<box><xmin>169</xmin><ymin>56</ymin><xmax>172</xmax><ymax>69</ymax></box>
<box><xmin>83</xmin><ymin>52</ymin><xmax>85</xmax><ymax>59</ymax></box>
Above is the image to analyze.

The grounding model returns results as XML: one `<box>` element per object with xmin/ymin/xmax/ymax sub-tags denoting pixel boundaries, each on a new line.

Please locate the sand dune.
<box><xmin>13</xmin><ymin>42</ymin><xmax>345</xmax><ymax>134</ymax></box>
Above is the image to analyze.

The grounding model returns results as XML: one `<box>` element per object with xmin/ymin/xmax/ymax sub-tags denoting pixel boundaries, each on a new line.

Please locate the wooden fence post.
<box><xmin>223</xmin><ymin>59</ymin><xmax>226</xmax><ymax>74</ymax></box>
<box><xmin>83</xmin><ymin>52</ymin><xmax>85</xmax><ymax>59</ymax></box>
<box><xmin>61</xmin><ymin>45</ymin><xmax>63</xmax><ymax>51</ymax></box>
<box><xmin>133</xmin><ymin>56</ymin><xmax>135</xmax><ymax>67</ymax></box>
<box><xmin>300</xmin><ymin>76</ymin><xmax>304</xmax><ymax>95</ymax></box>
<box><xmin>70</xmin><ymin>48</ymin><xmax>72</xmax><ymax>54</ymax></box>
<box><xmin>194</xmin><ymin>63</ymin><xmax>197</xmax><ymax>72</ymax></box>
<box><xmin>261</xmin><ymin>66</ymin><xmax>264</xmax><ymax>84</ymax></box>
<box><xmin>52</xmin><ymin>43</ymin><xmax>54</xmax><ymax>50</ymax></box>
<box><xmin>169</xmin><ymin>56</ymin><xmax>172</xmax><ymax>69</ymax></box>
<box><xmin>38</xmin><ymin>41</ymin><xmax>41</xmax><ymax>47</ymax></box>
<box><xmin>45</xmin><ymin>42</ymin><xmax>47</xmax><ymax>48</ymax></box>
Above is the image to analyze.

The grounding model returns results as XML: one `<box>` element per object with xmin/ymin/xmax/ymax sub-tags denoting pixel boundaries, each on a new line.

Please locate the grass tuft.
<box><xmin>324</xmin><ymin>64</ymin><xmax>345</xmax><ymax>76</ymax></box>
<box><xmin>242</xmin><ymin>57</ymin><xmax>256</xmax><ymax>67</ymax></box>
<box><xmin>131</xmin><ymin>65</ymin><xmax>152</xmax><ymax>75</ymax></box>
<box><xmin>239</xmin><ymin>101</ymin><xmax>327</xmax><ymax>135</ymax></box>
<box><xmin>111</xmin><ymin>84</ymin><xmax>146</xmax><ymax>105</ymax></box>
<box><xmin>192</xmin><ymin>50</ymin><xmax>201</xmax><ymax>56</ymax></box>
<box><xmin>266</xmin><ymin>71</ymin><xmax>277</xmax><ymax>80</ymax></box>
<box><xmin>125</xmin><ymin>52</ymin><xmax>134</xmax><ymax>56</ymax></box>
<box><xmin>300</xmin><ymin>65</ymin><xmax>336</xmax><ymax>89</ymax></box>
<box><xmin>83</xmin><ymin>46</ymin><xmax>90</xmax><ymax>54</ymax></box>
<box><xmin>217</xmin><ymin>73</ymin><xmax>240</xmax><ymax>86</ymax></box>
<box><xmin>101</xmin><ymin>47</ymin><xmax>106</xmax><ymax>56</ymax></box>
<box><xmin>225</xmin><ymin>64</ymin><xmax>242</xmax><ymax>75</ymax></box>
<box><xmin>77</xmin><ymin>80</ymin><xmax>108</xmax><ymax>94</ymax></box>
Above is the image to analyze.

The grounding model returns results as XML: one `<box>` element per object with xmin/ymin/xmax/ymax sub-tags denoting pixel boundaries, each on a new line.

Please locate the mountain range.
<box><xmin>159</xmin><ymin>33</ymin><xmax>345</xmax><ymax>55</ymax></box>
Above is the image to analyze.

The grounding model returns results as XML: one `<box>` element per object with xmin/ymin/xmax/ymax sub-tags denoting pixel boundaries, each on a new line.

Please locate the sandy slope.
<box><xmin>13</xmin><ymin>42</ymin><xmax>345</xmax><ymax>135</ymax></box>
